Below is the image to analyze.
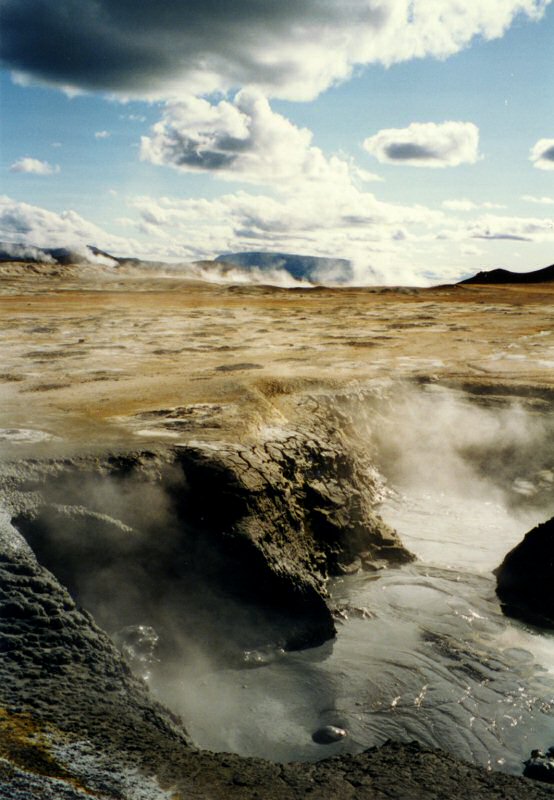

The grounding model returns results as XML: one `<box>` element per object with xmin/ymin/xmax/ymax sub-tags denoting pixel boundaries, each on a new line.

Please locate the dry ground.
<box><xmin>1</xmin><ymin>263</ymin><xmax>553</xmax><ymax>451</ymax></box>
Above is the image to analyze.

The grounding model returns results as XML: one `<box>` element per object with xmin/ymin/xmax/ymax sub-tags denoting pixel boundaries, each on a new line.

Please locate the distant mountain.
<box><xmin>216</xmin><ymin>251</ymin><xmax>353</xmax><ymax>283</ymax></box>
<box><xmin>460</xmin><ymin>263</ymin><xmax>554</xmax><ymax>285</ymax></box>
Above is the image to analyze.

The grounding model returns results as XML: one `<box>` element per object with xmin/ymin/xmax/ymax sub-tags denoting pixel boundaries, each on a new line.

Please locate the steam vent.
<box><xmin>1</xmin><ymin>259</ymin><xmax>554</xmax><ymax>798</ymax></box>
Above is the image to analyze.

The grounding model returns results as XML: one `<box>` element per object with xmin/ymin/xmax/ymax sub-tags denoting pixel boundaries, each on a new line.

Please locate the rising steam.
<box><xmin>365</xmin><ymin>384</ymin><xmax>554</xmax><ymax>570</ymax></box>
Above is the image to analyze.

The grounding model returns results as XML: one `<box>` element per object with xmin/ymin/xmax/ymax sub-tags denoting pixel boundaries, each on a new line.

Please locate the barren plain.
<box><xmin>2</xmin><ymin>264</ymin><xmax>554</xmax><ymax>449</ymax></box>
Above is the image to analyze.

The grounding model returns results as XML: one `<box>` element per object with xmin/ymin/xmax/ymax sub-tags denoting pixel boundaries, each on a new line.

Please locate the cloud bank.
<box><xmin>0</xmin><ymin>195</ymin><xmax>134</xmax><ymax>255</ymax></box>
<box><xmin>1</xmin><ymin>1</ymin><xmax>550</xmax><ymax>100</ymax></box>
<box><xmin>364</xmin><ymin>122</ymin><xmax>480</xmax><ymax>167</ymax></box>
<box><xmin>530</xmin><ymin>138</ymin><xmax>554</xmax><ymax>170</ymax></box>
<box><xmin>1</xmin><ymin>193</ymin><xmax>553</xmax><ymax>287</ymax></box>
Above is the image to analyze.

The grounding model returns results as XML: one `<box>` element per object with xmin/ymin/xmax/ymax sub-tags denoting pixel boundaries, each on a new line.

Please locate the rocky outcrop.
<box><xmin>0</xmin><ymin>514</ymin><xmax>194</xmax><ymax>799</ymax></box>
<box><xmin>495</xmin><ymin>516</ymin><xmax>554</xmax><ymax>628</ymax></box>
<box><xmin>2</xmin><ymin>396</ymin><xmax>411</xmax><ymax>659</ymax></box>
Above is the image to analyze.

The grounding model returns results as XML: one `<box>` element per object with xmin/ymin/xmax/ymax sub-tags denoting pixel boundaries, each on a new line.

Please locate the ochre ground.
<box><xmin>1</xmin><ymin>262</ymin><xmax>553</xmax><ymax>449</ymax></box>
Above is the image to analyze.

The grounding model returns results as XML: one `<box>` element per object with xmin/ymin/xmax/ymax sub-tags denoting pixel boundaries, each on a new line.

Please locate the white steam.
<box><xmin>0</xmin><ymin>241</ymin><xmax>55</xmax><ymax>263</ymax></box>
<box><xmin>367</xmin><ymin>385</ymin><xmax>554</xmax><ymax>570</ymax></box>
<box><xmin>186</xmin><ymin>260</ymin><xmax>315</xmax><ymax>288</ymax></box>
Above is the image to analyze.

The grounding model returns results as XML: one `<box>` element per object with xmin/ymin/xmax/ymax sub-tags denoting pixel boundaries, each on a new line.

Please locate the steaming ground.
<box><xmin>2</xmin><ymin>261</ymin><xmax>554</xmax><ymax>786</ymax></box>
<box><xmin>373</xmin><ymin>385</ymin><xmax>554</xmax><ymax>570</ymax></box>
<box><xmin>148</xmin><ymin>388</ymin><xmax>554</xmax><ymax>773</ymax></box>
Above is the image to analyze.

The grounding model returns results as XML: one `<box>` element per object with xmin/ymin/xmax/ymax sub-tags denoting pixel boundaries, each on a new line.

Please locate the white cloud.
<box><xmin>530</xmin><ymin>138</ymin><xmax>554</xmax><ymax>170</ymax></box>
<box><xmin>0</xmin><ymin>1</ymin><xmax>550</xmax><ymax>101</ymax></box>
<box><xmin>522</xmin><ymin>194</ymin><xmax>554</xmax><ymax>205</ymax></box>
<box><xmin>0</xmin><ymin>195</ymin><xmax>136</xmax><ymax>256</ymax></box>
<box><xmin>9</xmin><ymin>157</ymin><xmax>60</xmax><ymax>175</ymax></box>
<box><xmin>131</xmin><ymin>182</ymin><xmax>444</xmax><ymax>244</ymax></box>
<box><xmin>140</xmin><ymin>91</ymin><xmax>353</xmax><ymax>186</ymax></box>
<box><xmin>95</xmin><ymin>130</ymin><xmax>111</xmax><ymax>139</ymax></box>
<box><xmin>364</xmin><ymin>121</ymin><xmax>480</xmax><ymax>167</ymax></box>
<box><xmin>442</xmin><ymin>199</ymin><xmax>505</xmax><ymax>211</ymax></box>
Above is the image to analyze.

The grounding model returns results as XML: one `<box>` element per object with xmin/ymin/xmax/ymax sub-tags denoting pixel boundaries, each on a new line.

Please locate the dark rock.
<box><xmin>524</xmin><ymin>749</ymin><xmax>554</xmax><ymax>783</ymax></box>
<box><xmin>312</xmin><ymin>725</ymin><xmax>348</xmax><ymax>744</ymax></box>
<box><xmin>494</xmin><ymin>516</ymin><xmax>554</xmax><ymax>628</ymax></box>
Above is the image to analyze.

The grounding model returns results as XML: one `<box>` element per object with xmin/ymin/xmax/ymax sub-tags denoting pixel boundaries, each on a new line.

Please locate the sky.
<box><xmin>0</xmin><ymin>0</ymin><xmax>553</xmax><ymax>285</ymax></box>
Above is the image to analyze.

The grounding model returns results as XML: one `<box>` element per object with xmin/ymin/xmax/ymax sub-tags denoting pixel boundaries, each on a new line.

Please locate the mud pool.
<box><xmin>149</xmin><ymin>390</ymin><xmax>554</xmax><ymax>774</ymax></box>
<box><xmin>150</xmin><ymin>515</ymin><xmax>554</xmax><ymax>773</ymax></box>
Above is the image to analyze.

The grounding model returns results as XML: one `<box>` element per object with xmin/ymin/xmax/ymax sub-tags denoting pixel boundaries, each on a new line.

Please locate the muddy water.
<box><xmin>150</xmin><ymin>389</ymin><xmax>554</xmax><ymax>772</ymax></box>
<box><xmin>152</xmin><ymin>515</ymin><xmax>554</xmax><ymax>772</ymax></box>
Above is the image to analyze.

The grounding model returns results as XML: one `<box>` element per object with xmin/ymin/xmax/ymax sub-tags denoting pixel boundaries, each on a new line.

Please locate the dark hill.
<box><xmin>460</xmin><ymin>263</ymin><xmax>554</xmax><ymax>285</ymax></box>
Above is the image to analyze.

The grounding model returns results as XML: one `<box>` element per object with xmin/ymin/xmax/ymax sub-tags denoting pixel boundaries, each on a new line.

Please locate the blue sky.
<box><xmin>0</xmin><ymin>0</ymin><xmax>553</xmax><ymax>285</ymax></box>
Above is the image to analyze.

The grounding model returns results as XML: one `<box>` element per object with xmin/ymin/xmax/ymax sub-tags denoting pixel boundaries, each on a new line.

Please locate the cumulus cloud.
<box><xmin>353</xmin><ymin>167</ymin><xmax>384</xmax><ymax>183</ymax></box>
<box><xmin>141</xmin><ymin>91</ymin><xmax>352</xmax><ymax>185</ymax></box>
<box><xmin>530</xmin><ymin>138</ymin><xmax>554</xmax><ymax>170</ymax></box>
<box><xmin>95</xmin><ymin>130</ymin><xmax>111</xmax><ymax>139</ymax></box>
<box><xmin>442</xmin><ymin>199</ymin><xmax>505</xmax><ymax>211</ymax></box>
<box><xmin>0</xmin><ymin>1</ymin><xmax>550</xmax><ymax>101</ymax></box>
<box><xmin>9</xmin><ymin>157</ymin><xmax>60</xmax><ymax>175</ymax></box>
<box><xmin>364</xmin><ymin>121</ymin><xmax>480</xmax><ymax>167</ymax></box>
